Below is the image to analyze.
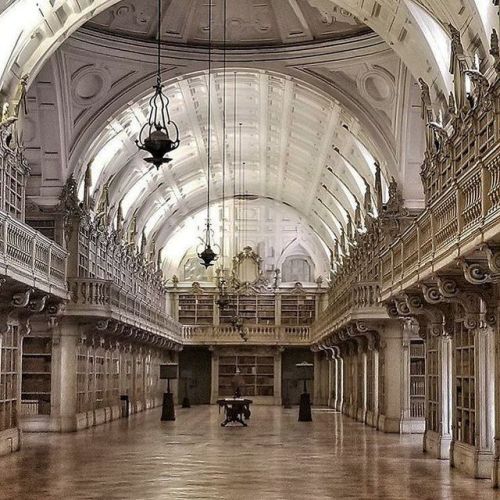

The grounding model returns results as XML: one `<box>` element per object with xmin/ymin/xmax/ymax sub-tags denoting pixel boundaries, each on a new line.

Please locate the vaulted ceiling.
<box><xmin>72</xmin><ymin>69</ymin><xmax>387</xmax><ymax>272</ymax></box>
<box><xmin>86</xmin><ymin>0</ymin><xmax>371</xmax><ymax>46</ymax></box>
<box><xmin>5</xmin><ymin>0</ymin><xmax>499</xmax><ymax>275</ymax></box>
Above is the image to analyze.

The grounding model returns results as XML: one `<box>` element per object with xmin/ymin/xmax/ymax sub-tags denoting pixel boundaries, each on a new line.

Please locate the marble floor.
<box><xmin>0</xmin><ymin>406</ymin><xmax>499</xmax><ymax>500</ymax></box>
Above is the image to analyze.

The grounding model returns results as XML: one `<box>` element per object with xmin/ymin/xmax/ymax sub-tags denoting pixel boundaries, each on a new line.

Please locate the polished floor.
<box><xmin>1</xmin><ymin>406</ymin><xmax>499</xmax><ymax>500</ymax></box>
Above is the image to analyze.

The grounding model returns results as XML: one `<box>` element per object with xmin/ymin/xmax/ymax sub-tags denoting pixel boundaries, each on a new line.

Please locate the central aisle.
<box><xmin>0</xmin><ymin>406</ymin><xmax>497</xmax><ymax>499</ymax></box>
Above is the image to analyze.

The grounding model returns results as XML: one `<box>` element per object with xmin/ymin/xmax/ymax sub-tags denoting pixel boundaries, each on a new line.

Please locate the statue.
<box><xmin>0</xmin><ymin>75</ymin><xmax>28</xmax><ymax>128</ymax></box>
<box><xmin>418</xmin><ymin>78</ymin><xmax>437</xmax><ymax>152</ymax></box>
<box><xmin>491</xmin><ymin>29</ymin><xmax>500</xmax><ymax>74</ymax></box>
<box><xmin>354</xmin><ymin>201</ymin><xmax>362</xmax><ymax>229</ymax></box>
<box><xmin>374</xmin><ymin>161</ymin><xmax>383</xmax><ymax>212</ymax></box>
<box><xmin>448</xmin><ymin>24</ymin><xmax>468</xmax><ymax>111</ymax></box>
<box><xmin>58</xmin><ymin>175</ymin><xmax>86</xmax><ymax>242</ymax></box>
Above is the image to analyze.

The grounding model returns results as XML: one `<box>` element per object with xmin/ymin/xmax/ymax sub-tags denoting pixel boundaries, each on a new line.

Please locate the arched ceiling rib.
<box><xmin>0</xmin><ymin>0</ymin><xmax>496</xmax><ymax>103</ymax></box>
<box><xmin>77</xmin><ymin>70</ymin><xmax>388</xmax><ymax>262</ymax></box>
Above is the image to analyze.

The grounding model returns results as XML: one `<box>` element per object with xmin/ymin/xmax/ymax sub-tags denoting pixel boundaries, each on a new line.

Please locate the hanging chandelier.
<box><xmin>136</xmin><ymin>0</ymin><xmax>180</xmax><ymax>168</ymax></box>
<box><xmin>198</xmin><ymin>0</ymin><xmax>218</xmax><ymax>268</ymax></box>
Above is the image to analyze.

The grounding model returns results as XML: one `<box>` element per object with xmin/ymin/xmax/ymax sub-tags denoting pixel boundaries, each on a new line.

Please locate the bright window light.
<box><xmin>121</xmin><ymin>172</ymin><xmax>152</xmax><ymax>217</ymax></box>
<box><xmin>90</xmin><ymin>133</ymin><xmax>125</xmax><ymax>195</ymax></box>
<box><xmin>406</xmin><ymin>0</ymin><xmax>451</xmax><ymax>89</ymax></box>
<box><xmin>0</xmin><ymin>0</ymin><xmax>41</xmax><ymax>87</ymax></box>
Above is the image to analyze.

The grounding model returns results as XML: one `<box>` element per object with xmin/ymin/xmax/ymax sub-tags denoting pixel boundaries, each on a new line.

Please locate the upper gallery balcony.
<box><xmin>0</xmin><ymin>125</ymin><xmax>68</xmax><ymax>300</ymax></box>
<box><xmin>60</xmin><ymin>176</ymin><xmax>183</xmax><ymax>345</ymax></box>
<box><xmin>168</xmin><ymin>247</ymin><xmax>326</xmax><ymax>345</ymax></box>
<box><xmin>380</xmin><ymin>70</ymin><xmax>500</xmax><ymax>301</ymax></box>
<box><xmin>311</xmin><ymin>281</ymin><xmax>387</xmax><ymax>343</ymax></box>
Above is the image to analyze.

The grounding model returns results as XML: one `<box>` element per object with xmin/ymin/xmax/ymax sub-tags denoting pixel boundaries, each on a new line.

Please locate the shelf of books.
<box><xmin>0</xmin><ymin>325</ymin><xmax>20</xmax><ymax>432</ymax></box>
<box><xmin>219</xmin><ymin>294</ymin><xmax>275</xmax><ymax>325</ymax></box>
<box><xmin>454</xmin><ymin>323</ymin><xmax>475</xmax><ymax>446</ymax></box>
<box><xmin>218</xmin><ymin>355</ymin><xmax>274</xmax><ymax>398</ymax></box>
<box><xmin>178</xmin><ymin>294</ymin><xmax>214</xmax><ymax>325</ymax></box>
<box><xmin>280</xmin><ymin>294</ymin><xmax>316</xmax><ymax>325</ymax></box>
<box><xmin>21</xmin><ymin>337</ymin><xmax>52</xmax><ymax>417</ymax></box>
<box><xmin>409</xmin><ymin>339</ymin><xmax>425</xmax><ymax>420</ymax></box>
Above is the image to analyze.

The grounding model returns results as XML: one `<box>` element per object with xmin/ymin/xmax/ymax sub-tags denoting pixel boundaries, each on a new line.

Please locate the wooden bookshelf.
<box><xmin>218</xmin><ymin>355</ymin><xmax>274</xmax><ymax>397</ymax></box>
<box><xmin>219</xmin><ymin>294</ymin><xmax>276</xmax><ymax>325</ymax></box>
<box><xmin>366</xmin><ymin>350</ymin><xmax>375</xmax><ymax>412</ymax></box>
<box><xmin>409</xmin><ymin>340</ymin><xmax>425</xmax><ymax>419</ymax></box>
<box><xmin>178</xmin><ymin>294</ymin><xmax>214</xmax><ymax>325</ymax></box>
<box><xmin>454</xmin><ymin>323</ymin><xmax>475</xmax><ymax>446</ymax></box>
<box><xmin>378</xmin><ymin>348</ymin><xmax>385</xmax><ymax>415</ymax></box>
<box><xmin>0</xmin><ymin>325</ymin><xmax>20</xmax><ymax>431</ymax></box>
<box><xmin>280</xmin><ymin>294</ymin><xmax>316</xmax><ymax>325</ymax></box>
<box><xmin>21</xmin><ymin>337</ymin><xmax>52</xmax><ymax>416</ymax></box>
<box><xmin>426</xmin><ymin>335</ymin><xmax>439</xmax><ymax>432</ymax></box>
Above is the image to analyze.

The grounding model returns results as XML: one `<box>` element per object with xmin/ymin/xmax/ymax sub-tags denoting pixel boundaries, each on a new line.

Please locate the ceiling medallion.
<box><xmin>136</xmin><ymin>0</ymin><xmax>180</xmax><ymax>168</ymax></box>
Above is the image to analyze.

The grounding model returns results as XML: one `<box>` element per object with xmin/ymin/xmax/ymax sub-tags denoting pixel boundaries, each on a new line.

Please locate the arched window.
<box><xmin>281</xmin><ymin>256</ymin><xmax>314</xmax><ymax>283</ymax></box>
<box><xmin>183</xmin><ymin>257</ymin><xmax>208</xmax><ymax>281</ymax></box>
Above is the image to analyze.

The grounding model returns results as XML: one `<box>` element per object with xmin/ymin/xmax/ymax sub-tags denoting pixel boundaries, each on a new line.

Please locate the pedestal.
<box><xmin>161</xmin><ymin>392</ymin><xmax>175</xmax><ymax>421</ymax></box>
<box><xmin>298</xmin><ymin>393</ymin><xmax>312</xmax><ymax>422</ymax></box>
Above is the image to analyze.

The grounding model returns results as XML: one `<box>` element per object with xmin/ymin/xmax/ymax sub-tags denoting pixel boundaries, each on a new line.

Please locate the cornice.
<box><xmin>69</xmin><ymin>28</ymin><xmax>389</xmax><ymax>65</ymax></box>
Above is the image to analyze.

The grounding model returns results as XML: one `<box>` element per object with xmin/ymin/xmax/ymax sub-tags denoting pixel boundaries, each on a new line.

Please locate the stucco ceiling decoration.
<box><xmin>78</xmin><ymin>69</ymin><xmax>389</xmax><ymax>264</ymax></box>
<box><xmin>1</xmin><ymin>0</ymin><xmax>496</xmax><ymax>107</ymax></box>
<box><xmin>85</xmin><ymin>0</ymin><xmax>371</xmax><ymax>47</ymax></box>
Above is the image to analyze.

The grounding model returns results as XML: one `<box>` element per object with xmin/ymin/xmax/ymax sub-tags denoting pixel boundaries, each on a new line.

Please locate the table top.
<box><xmin>217</xmin><ymin>398</ymin><xmax>253</xmax><ymax>405</ymax></box>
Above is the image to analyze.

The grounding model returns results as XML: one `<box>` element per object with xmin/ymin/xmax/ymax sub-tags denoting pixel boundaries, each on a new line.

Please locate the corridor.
<box><xmin>0</xmin><ymin>407</ymin><xmax>498</xmax><ymax>500</ymax></box>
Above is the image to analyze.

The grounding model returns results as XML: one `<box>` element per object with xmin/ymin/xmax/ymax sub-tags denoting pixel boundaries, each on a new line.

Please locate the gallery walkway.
<box><xmin>0</xmin><ymin>406</ymin><xmax>498</xmax><ymax>499</ymax></box>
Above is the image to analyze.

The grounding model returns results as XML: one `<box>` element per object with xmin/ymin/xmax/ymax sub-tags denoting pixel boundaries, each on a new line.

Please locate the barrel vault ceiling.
<box><xmin>10</xmin><ymin>0</ymin><xmax>497</xmax><ymax>273</ymax></box>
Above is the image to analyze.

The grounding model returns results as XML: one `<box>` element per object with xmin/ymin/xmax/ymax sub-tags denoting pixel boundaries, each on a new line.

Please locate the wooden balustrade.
<box><xmin>0</xmin><ymin>209</ymin><xmax>68</xmax><ymax>297</ymax></box>
<box><xmin>380</xmin><ymin>141</ymin><xmax>500</xmax><ymax>300</ymax></box>
<box><xmin>181</xmin><ymin>324</ymin><xmax>310</xmax><ymax>345</ymax></box>
<box><xmin>311</xmin><ymin>281</ymin><xmax>386</xmax><ymax>342</ymax></box>
<box><xmin>68</xmin><ymin>278</ymin><xmax>182</xmax><ymax>342</ymax></box>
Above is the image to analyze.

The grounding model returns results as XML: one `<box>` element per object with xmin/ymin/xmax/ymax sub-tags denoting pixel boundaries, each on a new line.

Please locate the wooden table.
<box><xmin>217</xmin><ymin>398</ymin><xmax>253</xmax><ymax>427</ymax></box>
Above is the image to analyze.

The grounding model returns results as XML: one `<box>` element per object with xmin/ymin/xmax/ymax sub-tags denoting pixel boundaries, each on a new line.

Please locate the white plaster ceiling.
<box><xmin>0</xmin><ymin>0</ymin><xmax>497</xmax><ymax>105</ymax></box>
<box><xmin>85</xmin><ymin>0</ymin><xmax>371</xmax><ymax>47</ymax></box>
<box><xmin>74</xmin><ymin>69</ymin><xmax>388</xmax><ymax>268</ymax></box>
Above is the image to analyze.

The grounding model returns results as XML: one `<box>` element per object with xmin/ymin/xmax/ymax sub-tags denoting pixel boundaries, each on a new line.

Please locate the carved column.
<box><xmin>50</xmin><ymin>318</ymin><xmax>79</xmax><ymax>432</ymax></box>
<box><xmin>472</xmin><ymin>326</ymin><xmax>496</xmax><ymax>478</ymax></box>
<box><xmin>378</xmin><ymin>320</ymin><xmax>404</xmax><ymax>433</ymax></box>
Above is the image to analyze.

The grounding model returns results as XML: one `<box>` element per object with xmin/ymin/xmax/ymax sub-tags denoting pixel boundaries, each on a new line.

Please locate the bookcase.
<box><xmin>409</xmin><ymin>340</ymin><xmax>425</xmax><ymax>419</ymax></box>
<box><xmin>378</xmin><ymin>348</ymin><xmax>385</xmax><ymax>415</ymax></box>
<box><xmin>218</xmin><ymin>355</ymin><xmax>274</xmax><ymax>397</ymax></box>
<box><xmin>21</xmin><ymin>337</ymin><xmax>52</xmax><ymax>416</ymax></box>
<box><xmin>357</xmin><ymin>354</ymin><xmax>364</xmax><ymax>410</ymax></box>
<box><xmin>280</xmin><ymin>294</ymin><xmax>316</xmax><ymax>325</ymax></box>
<box><xmin>0</xmin><ymin>134</ymin><xmax>28</xmax><ymax>220</ymax></box>
<box><xmin>454</xmin><ymin>323</ymin><xmax>475</xmax><ymax>446</ymax></box>
<box><xmin>366</xmin><ymin>350</ymin><xmax>375</xmax><ymax>413</ymax></box>
<box><xmin>76</xmin><ymin>344</ymin><xmax>88</xmax><ymax>413</ymax></box>
<box><xmin>219</xmin><ymin>294</ymin><xmax>276</xmax><ymax>325</ymax></box>
<box><xmin>426</xmin><ymin>335</ymin><xmax>439</xmax><ymax>432</ymax></box>
<box><xmin>178</xmin><ymin>294</ymin><xmax>214</xmax><ymax>325</ymax></box>
<box><xmin>0</xmin><ymin>325</ymin><xmax>20</xmax><ymax>432</ymax></box>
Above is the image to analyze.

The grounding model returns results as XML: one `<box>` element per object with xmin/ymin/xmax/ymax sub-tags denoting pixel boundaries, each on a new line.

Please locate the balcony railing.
<box><xmin>182</xmin><ymin>324</ymin><xmax>310</xmax><ymax>345</ymax></box>
<box><xmin>380</xmin><ymin>141</ymin><xmax>500</xmax><ymax>301</ymax></box>
<box><xmin>311</xmin><ymin>282</ymin><xmax>387</xmax><ymax>342</ymax></box>
<box><xmin>0</xmin><ymin>210</ymin><xmax>68</xmax><ymax>297</ymax></box>
<box><xmin>67</xmin><ymin>278</ymin><xmax>182</xmax><ymax>343</ymax></box>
